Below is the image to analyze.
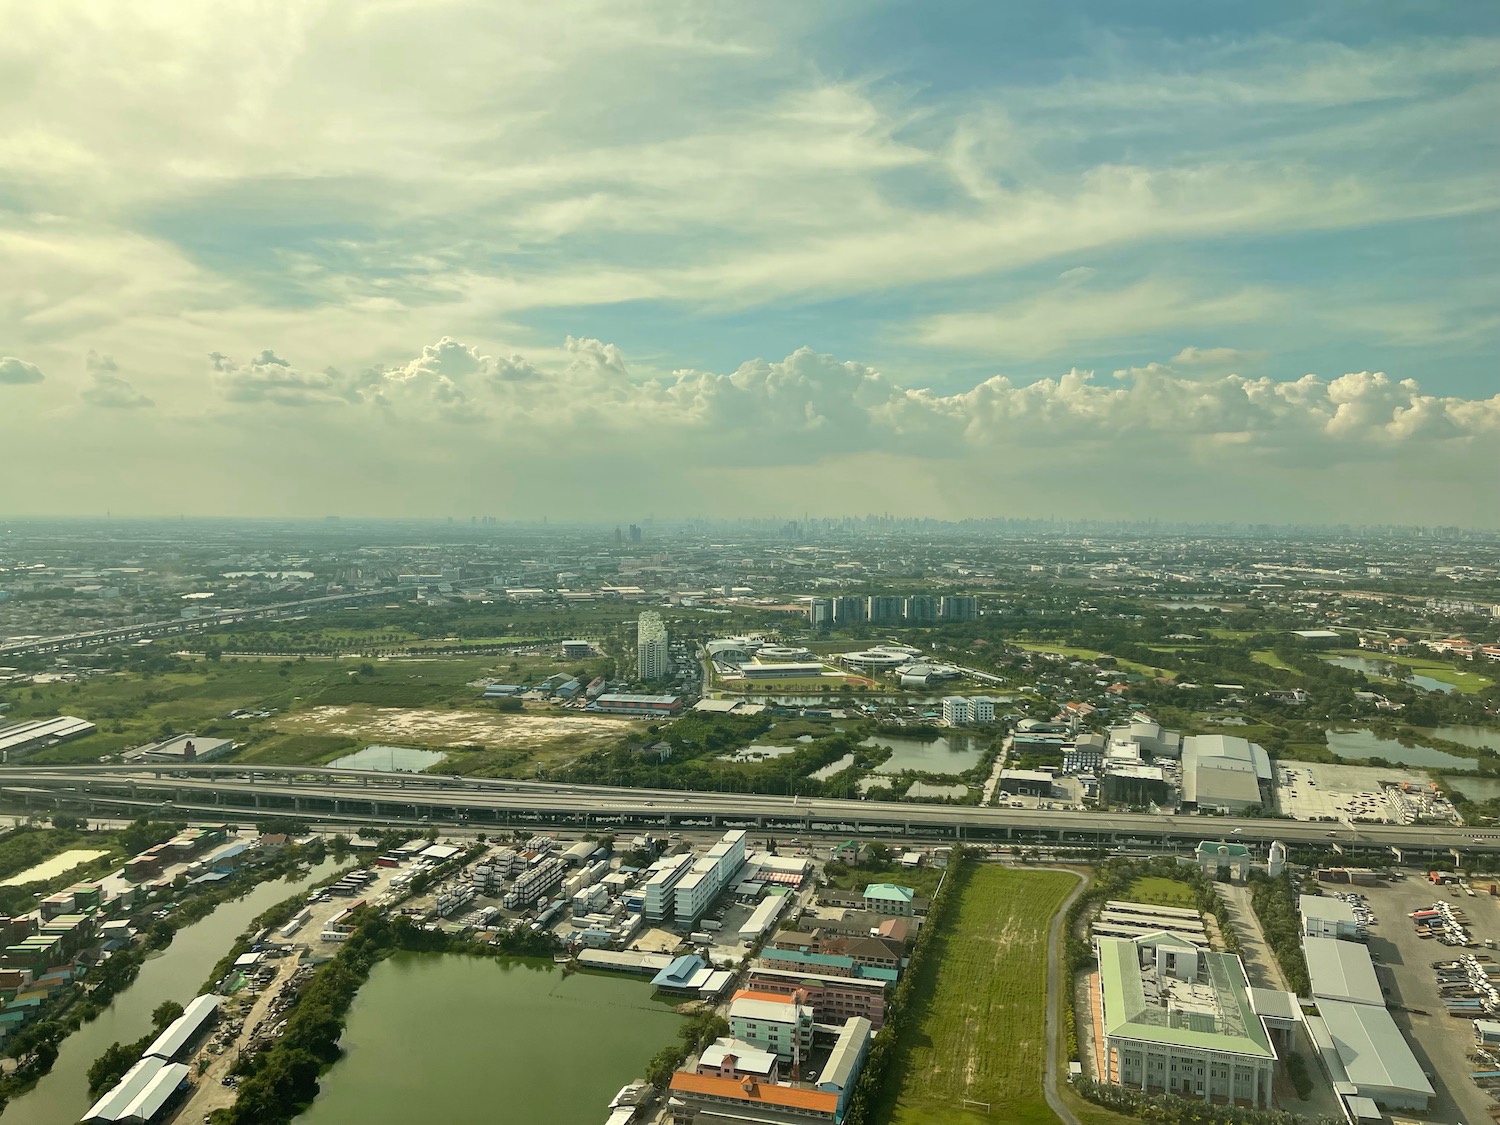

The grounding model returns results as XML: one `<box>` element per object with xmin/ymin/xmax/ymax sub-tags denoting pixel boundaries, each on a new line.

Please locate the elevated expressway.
<box><xmin>0</xmin><ymin>764</ymin><xmax>1488</xmax><ymax>860</ymax></box>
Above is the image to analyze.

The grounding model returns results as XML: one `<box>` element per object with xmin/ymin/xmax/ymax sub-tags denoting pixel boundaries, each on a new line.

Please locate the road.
<box><xmin>0</xmin><ymin>763</ymin><xmax>1489</xmax><ymax>854</ymax></box>
<box><xmin>1042</xmin><ymin>867</ymin><xmax>1087</xmax><ymax>1125</ymax></box>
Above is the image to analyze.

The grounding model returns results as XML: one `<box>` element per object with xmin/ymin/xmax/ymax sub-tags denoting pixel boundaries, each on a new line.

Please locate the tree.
<box><xmin>153</xmin><ymin>1000</ymin><xmax>185</xmax><ymax>1029</ymax></box>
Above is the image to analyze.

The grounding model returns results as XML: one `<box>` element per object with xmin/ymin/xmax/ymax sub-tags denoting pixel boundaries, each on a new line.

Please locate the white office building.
<box><xmin>637</xmin><ymin>611</ymin><xmax>669</xmax><ymax>681</ymax></box>
<box><xmin>643</xmin><ymin>852</ymin><xmax>694</xmax><ymax>922</ymax></box>
<box><xmin>674</xmin><ymin>830</ymin><xmax>748</xmax><ymax>926</ymax></box>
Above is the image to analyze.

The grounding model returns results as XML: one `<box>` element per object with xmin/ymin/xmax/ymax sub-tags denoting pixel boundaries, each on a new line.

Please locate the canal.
<box><xmin>5</xmin><ymin>859</ymin><xmax>341</xmax><ymax>1125</ymax></box>
<box><xmin>297</xmin><ymin>954</ymin><xmax>681</xmax><ymax>1125</ymax></box>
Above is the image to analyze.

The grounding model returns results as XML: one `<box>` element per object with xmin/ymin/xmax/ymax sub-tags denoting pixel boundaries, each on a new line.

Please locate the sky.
<box><xmin>2</xmin><ymin>1</ymin><xmax>1497</xmax><ymax>526</ymax></box>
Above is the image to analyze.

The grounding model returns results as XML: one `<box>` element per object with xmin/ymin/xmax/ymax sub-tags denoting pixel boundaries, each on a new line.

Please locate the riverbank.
<box><xmin>1</xmin><ymin>844</ymin><xmax>339</xmax><ymax>1124</ymax></box>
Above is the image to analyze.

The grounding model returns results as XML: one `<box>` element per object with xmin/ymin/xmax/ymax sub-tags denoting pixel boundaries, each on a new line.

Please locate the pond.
<box><xmin>297</xmin><ymin>953</ymin><xmax>680</xmax><ymax>1125</ymax></box>
<box><xmin>329</xmin><ymin>744</ymin><xmax>450</xmax><ymax>772</ymax></box>
<box><xmin>1323</xmin><ymin>655</ymin><xmax>1455</xmax><ymax>694</ymax></box>
<box><xmin>860</xmin><ymin>734</ymin><xmax>985</xmax><ymax>776</ymax></box>
<box><xmin>1433</xmin><ymin>726</ymin><xmax>1500</xmax><ymax>754</ymax></box>
<box><xmin>10</xmin><ymin>858</ymin><xmax>343</xmax><ymax>1125</ymax></box>
<box><xmin>1323</xmin><ymin>729</ymin><xmax>1472</xmax><ymax>771</ymax></box>
<box><xmin>723</xmin><ymin>744</ymin><xmax>798</xmax><ymax>762</ymax></box>
<box><xmin>1449</xmin><ymin>777</ymin><xmax>1500</xmax><ymax>803</ymax></box>
<box><xmin>809</xmin><ymin>754</ymin><xmax>855</xmax><ymax>780</ymax></box>
<box><xmin>1</xmin><ymin>849</ymin><xmax>110</xmax><ymax>887</ymax></box>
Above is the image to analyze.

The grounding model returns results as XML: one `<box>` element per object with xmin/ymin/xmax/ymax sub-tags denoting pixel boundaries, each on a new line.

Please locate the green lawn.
<box><xmin>1250</xmin><ymin>650</ymin><xmax>1294</xmax><ymax>671</ymax></box>
<box><xmin>825</xmin><ymin>860</ymin><xmax>945</xmax><ymax>900</ymax></box>
<box><xmin>885</xmin><ymin>865</ymin><xmax>1078</xmax><ymax>1125</ymax></box>
<box><xmin>1122</xmin><ymin>875</ymin><xmax>1198</xmax><ymax>909</ymax></box>
<box><xmin>1013</xmin><ymin>643</ymin><xmax>1165</xmax><ymax>679</ymax></box>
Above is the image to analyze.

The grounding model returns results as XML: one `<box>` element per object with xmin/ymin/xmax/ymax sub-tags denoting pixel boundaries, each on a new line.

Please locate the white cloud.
<box><xmin>915</xmin><ymin>279</ymin><xmax>1280</xmax><ymax>359</ymax></box>
<box><xmin>81</xmin><ymin>351</ymin><xmax>153</xmax><ymax>408</ymax></box>
<box><xmin>210</xmin><ymin>349</ymin><xmax>348</xmax><ymax>407</ymax></box>
<box><xmin>1169</xmin><ymin>346</ymin><xmax>1263</xmax><ymax>369</ymax></box>
<box><xmin>0</xmin><ymin>356</ymin><xmax>45</xmax><ymax>385</ymax></box>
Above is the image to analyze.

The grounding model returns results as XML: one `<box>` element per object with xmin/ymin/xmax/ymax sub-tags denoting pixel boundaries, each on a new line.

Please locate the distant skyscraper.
<box><xmin>808</xmin><ymin>598</ymin><xmax>834</xmax><ymax>628</ymax></box>
<box><xmin>628</xmin><ymin>524</ymin><xmax>643</xmax><ymax>544</ymax></box>
<box><xmin>834</xmin><ymin>596</ymin><xmax>867</xmax><ymax>625</ymax></box>
<box><xmin>637</xmin><ymin>611</ymin><xmax>669</xmax><ymax>680</ymax></box>
<box><xmin>867</xmin><ymin>596</ymin><xmax>904</xmax><ymax>624</ymax></box>
<box><xmin>940</xmin><ymin>595</ymin><xmax>978</xmax><ymax>621</ymax></box>
<box><xmin>904</xmin><ymin>595</ymin><xmax>939</xmax><ymax>623</ymax></box>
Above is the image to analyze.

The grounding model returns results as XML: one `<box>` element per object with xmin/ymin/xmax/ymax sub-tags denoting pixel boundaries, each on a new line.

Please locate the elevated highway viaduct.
<box><xmin>0</xmin><ymin>764</ymin><xmax>1489</xmax><ymax>862</ymax></box>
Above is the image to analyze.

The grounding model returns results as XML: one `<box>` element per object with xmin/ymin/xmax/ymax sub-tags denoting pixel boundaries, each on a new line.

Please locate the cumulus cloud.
<box><xmin>210</xmin><ymin>350</ymin><xmax>349</xmax><ymax>407</ymax></box>
<box><xmin>210</xmin><ymin>338</ymin><xmax>1500</xmax><ymax>472</ymax></box>
<box><xmin>81</xmin><ymin>351</ymin><xmax>153</xmax><ymax>408</ymax></box>
<box><xmin>1170</xmin><ymin>346</ymin><xmax>1263</xmax><ymax>368</ymax></box>
<box><xmin>0</xmin><ymin>357</ymin><xmax>45</xmax><ymax>385</ymax></box>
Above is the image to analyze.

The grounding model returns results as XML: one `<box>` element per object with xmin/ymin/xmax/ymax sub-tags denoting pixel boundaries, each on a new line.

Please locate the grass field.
<box><xmin>885</xmin><ymin>865</ymin><xmax>1078</xmax><ymax>1125</ymax></box>
<box><xmin>1123</xmin><ymin>875</ymin><xmax>1198</xmax><ymax>908</ymax></box>
<box><xmin>1250</xmin><ymin>650</ymin><xmax>1294</xmax><ymax>671</ymax></box>
<box><xmin>1013</xmin><ymin>643</ymin><xmax>1165</xmax><ymax>679</ymax></box>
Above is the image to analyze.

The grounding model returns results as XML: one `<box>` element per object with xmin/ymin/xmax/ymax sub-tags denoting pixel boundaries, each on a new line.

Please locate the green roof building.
<box><xmin>862</xmin><ymin>884</ymin><xmax>915</xmax><ymax>917</ymax></box>
<box><xmin>1097</xmin><ymin>932</ymin><xmax>1296</xmax><ymax>1109</ymax></box>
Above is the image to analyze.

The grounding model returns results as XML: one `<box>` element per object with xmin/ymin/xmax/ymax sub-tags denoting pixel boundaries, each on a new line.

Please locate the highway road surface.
<box><xmin>0</xmin><ymin>763</ymin><xmax>1489</xmax><ymax>855</ymax></box>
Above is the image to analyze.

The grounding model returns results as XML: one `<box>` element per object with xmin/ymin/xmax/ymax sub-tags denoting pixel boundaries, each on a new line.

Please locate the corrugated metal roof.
<box><xmin>144</xmin><ymin>993</ymin><xmax>218</xmax><ymax>1061</ymax></box>
<box><xmin>1304</xmin><ymin>937</ymin><xmax>1382</xmax><ymax>1006</ymax></box>
<box><xmin>1317</xmin><ymin>999</ymin><xmax>1433</xmax><ymax>1100</ymax></box>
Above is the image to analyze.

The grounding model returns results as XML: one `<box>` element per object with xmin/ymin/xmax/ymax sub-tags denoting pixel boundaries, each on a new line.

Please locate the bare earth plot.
<box><xmin>263</xmin><ymin>705</ymin><xmax>636</xmax><ymax>773</ymax></box>
<box><xmin>887</xmin><ymin>865</ymin><xmax>1077</xmax><ymax>1125</ymax></box>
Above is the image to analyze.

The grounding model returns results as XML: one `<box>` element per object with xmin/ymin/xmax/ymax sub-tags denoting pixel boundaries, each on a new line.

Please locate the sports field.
<box><xmin>887</xmin><ymin>865</ymin><xmax>1078</xmax><ymax>1125</ymax></box>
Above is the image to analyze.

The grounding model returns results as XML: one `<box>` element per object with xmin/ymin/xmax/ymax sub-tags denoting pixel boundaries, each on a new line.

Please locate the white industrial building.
<box><xmin>673</xmin><ymin>830</ymin><xmax>747</xmax><ymax>926</ymax></box>
<box><xmin>1303</xmin><ymin>937</ymin><xmax>1382</xmax><ymax>1007</ymax></box>
<box><xmin>1097</xmin><ymin>932</ymin><xmax>1296</xmax><ymax>1109</ymax></box>
<box><xmin>124</xmin><ymin>734</ymin><xmax>234</xmax><ymax>764</ymax></box>
<box><xmin>1180</xmin><ymin>734</ymin><xmax>1273</xmax><ymax>812</ymax></box>
<box><xmin>1301</xmin><ymin>935</ymin><xmax>1433</xmax><ymax>1113</ymax></box>
<box><xmin>1309</xmin><ymin>1000</ymin><xmax>1434</xmax><ymax>1112</ymax></box>
<box><xmin>82</xmin><ymin>1056</ymin><xmax>190</xmax><ymax>1124</ymax></box>
<box><xmin>0</xmin><ymin>715</ymin><xmax>97</xmax><ymax>761</ymax></box>
<box><xmin>637</xmin><ymin>611</ymin><xmax>669</xmax><ymax>681</ymax></box>
<box><xmin>143</xmin><ymin>995</ymin><xmax>218</xmax><ymax>1061</ymax></box>
<box><xmin>1299</xmin><ymin>895</ymin><xmax>1359</xmax><ymax>941</ymax></box>
<box><xmin>643</xmin><ymin>852</ymin><xmax>695</xmax><ymax>922</ymax></box>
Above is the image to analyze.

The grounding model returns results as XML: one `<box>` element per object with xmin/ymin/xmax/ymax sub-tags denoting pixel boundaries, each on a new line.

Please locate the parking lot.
<box><xmin>1276</xmin><ymin>762</ymin><xmax>1450</xmax><ymax>824</ymax></box>
<box><xmin>1360</xmin><ymin>873</ymin><xmax>1500</xmax><ymax>1125</ymax></box>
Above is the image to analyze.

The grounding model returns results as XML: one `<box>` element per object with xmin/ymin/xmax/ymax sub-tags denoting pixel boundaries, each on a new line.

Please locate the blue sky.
<box><xmin>1</xmin><ymin>1</ymin><xmax>1496</xmax><ymax>522</ymax></box>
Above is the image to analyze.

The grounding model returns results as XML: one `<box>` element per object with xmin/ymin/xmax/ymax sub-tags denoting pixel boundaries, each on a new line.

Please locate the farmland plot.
<box><xmin>889</xmin><ymin>865</ymin><xmax>1078</xmax><ymax>1125</ymax></box>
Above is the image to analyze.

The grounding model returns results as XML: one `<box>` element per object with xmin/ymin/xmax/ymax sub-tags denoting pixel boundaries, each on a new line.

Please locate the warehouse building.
<box><xmin>1303</xmin><ymin>937</ymin><xmax>1383</xmax><ymax>1007</ymax></box>
<box><xmin>1096</xmin><ymin>933</ymin><xmax>1292</xmax><ymax>1108</ymax></box>
<box><xmin>0</xmin><ymin>716</ymin><xmax>97</xmax><ymax>761</ymax></box>
<box><xmin>82</xmin><ymin>1056</ymin><xmax>190</xmax><ymax>1124</ymax></box>
<box><xmin>1308</xmin><ymin>999</ymin><xmax>1433</xmax><ymax>1112</ymax></box>
<box><xmin>1179</xmin><ymin>734</ymin><xmax>1273</xmax><ymax>813</ymax></box>
<box><xmin>124</xmin><ymin>735</ymin><xmax>234</xmax><ymax>764</ymax></box>
<box><xmin>1299</xmin><ymin>896</ymin><xmax>1359</xmax><ymax>941</ymax></box>
<box><xmin>143</xmin><ymin>994</ymin><xmax>218</xmax><ymax>1061</ymax></box>
<box><xmin>592</xmin><ymin>694</ymin><xmax>682</xmax><ymax>716</ymax></box>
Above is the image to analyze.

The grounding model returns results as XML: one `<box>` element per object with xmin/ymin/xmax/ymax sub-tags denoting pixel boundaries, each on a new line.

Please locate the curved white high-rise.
<box><xmin>637</xmin><ymin>611</ymin><xmax>669</xmax><ymax>681</ymax></box>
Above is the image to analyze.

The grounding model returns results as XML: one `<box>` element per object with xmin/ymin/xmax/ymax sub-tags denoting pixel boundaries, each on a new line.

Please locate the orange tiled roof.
<box><xmin>732</xmin><ymin>988</ymin><xmax>797</xmax><ymax>1005</ymax></box>
<box><xmin>670</xmin><ymin>1071</ymin><xmax>838</xmax><ymax>1111</ymax></box>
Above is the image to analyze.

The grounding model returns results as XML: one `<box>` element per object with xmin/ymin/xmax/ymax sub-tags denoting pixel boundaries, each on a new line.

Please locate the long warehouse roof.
<box><xmin>144</xmin><ymin>994</ymin><xmax>218</xmax><ymax>1061</ymax></box>
<box><xmin>1303</xmin><ymin>937</ymin><xmax>1382</xmax><ymax>1006</ymax></box>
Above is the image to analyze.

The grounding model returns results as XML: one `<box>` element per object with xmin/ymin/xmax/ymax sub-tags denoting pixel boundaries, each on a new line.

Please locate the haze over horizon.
<box><xmin>2</xmin><ymin>2</ymin><xmax>1496</xmax><ymax>526</ymax></box>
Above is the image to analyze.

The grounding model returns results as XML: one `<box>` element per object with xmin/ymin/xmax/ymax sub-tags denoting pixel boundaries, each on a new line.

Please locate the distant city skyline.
<box><xmin>2</xmin><ymin>2</ymin><xmax>1496</xmax><ymax>524</ymax></box>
